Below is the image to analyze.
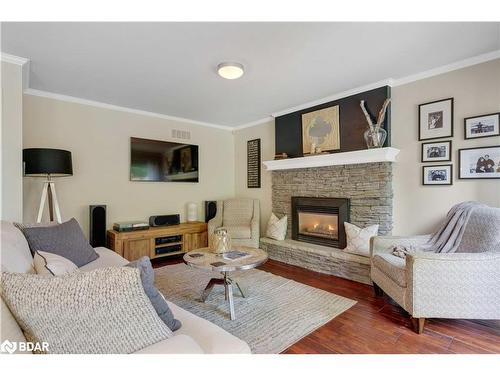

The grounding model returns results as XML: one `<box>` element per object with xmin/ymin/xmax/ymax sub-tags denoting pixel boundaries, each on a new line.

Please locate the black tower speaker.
<box><xmin>89</xmin><ymin>205</ymin><xmax>106</xmax><ymax>247</ymax></box>
<box><xmin>205</xmin><ymin>201</ymin><xmax>217</xmax><ymax>222</ymax></box>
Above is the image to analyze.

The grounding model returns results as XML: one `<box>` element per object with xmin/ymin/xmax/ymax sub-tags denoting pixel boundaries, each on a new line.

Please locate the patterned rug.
<box><xmin>154</xmin><ymin>264</ymin><xmax>356</xmax><ymax>353</ymax></box>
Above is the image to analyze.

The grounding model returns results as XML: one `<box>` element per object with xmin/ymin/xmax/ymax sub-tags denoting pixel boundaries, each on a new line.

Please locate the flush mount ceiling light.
<box><xmin>217</xmin><ymin>62</ymin><xmax>244</xmax><ymax>80</ymax></box>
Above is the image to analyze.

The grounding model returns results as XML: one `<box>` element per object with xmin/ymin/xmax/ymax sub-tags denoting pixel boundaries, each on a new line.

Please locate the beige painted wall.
<box><xmin>22</xmin><ymin>95</ymin><xmax>235</xmax><ymax>236</ymax></box>
<box><xmin>233</xmin><ymin>120</ymin><xmax>275</xmax><ymax>233</ymax></box>
<box><xmin>392</xmin><ymin>59</ymin><xmax>500</xmax><ymax>235</ymax></box>
<box><xmin>20</xmin><ymin>58</ymin><xmax>500</xmax><ymax>238</ymax></box>
<box><xmin>233</xmin><ymin>60</ymin><xmax>500</xmax><ymax>237</ymax></box>
<box><xmin>1</xmin><ymin>61</ymin><xmax>24</xmax><ymax>222</ymax></box>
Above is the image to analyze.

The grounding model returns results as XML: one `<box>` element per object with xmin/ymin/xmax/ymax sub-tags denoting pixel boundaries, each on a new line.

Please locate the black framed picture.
<box><xmin>421</xmin><ymin>140</ymin><xmax>452</xmax><ymax>162</ymax></box>
<box><xmin>458</xmin><ymin>145</ymin><xmax>500</xmax><ymax>179</ymax></box>
<box><xmin>464</xmin><ymin>112</ymin><xmax>500</xmax><ymax>140</ymax></box>
<box><xmin>422</xmin><ymin>164</ymin><xmax>453</xmax><ymax>185</ymax></box>
<box><xmin>418</xmin><ymin>98</ymin><xmax>454</xmax><ymax>141</ymax></box>
<box><xmin>247</xmin><ymin>138</ymin><xmax>261</xmax><ymax>188</ymax></box>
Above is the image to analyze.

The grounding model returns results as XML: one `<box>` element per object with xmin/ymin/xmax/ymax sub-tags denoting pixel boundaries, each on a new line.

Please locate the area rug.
<box><xmin>154</xmin><ymin>264</ymin><xmax>356</xmax><ymax>353</ymax></box>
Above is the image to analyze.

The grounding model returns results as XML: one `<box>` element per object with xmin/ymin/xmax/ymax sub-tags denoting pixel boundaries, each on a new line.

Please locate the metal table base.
<box><xmin>200</xmin><ymin>271</ymin><xmax>245</xmax><ymax>320</ymax></box>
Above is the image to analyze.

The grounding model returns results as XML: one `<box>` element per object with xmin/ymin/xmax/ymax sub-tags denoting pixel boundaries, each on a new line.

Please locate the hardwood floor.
<box><xmin>152</xmin><ymin>256</ymin><xmax>500</xmax><ymax>354</ymax></box>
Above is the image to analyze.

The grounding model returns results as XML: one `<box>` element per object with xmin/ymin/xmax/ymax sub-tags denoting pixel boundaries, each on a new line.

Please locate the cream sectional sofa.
<box><xmin>0</xmin><ymin>221</ymin><xmax>251</xmax><ymax>354</ymax></box>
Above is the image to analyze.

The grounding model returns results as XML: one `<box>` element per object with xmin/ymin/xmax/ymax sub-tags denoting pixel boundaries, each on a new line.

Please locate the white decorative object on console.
<box><xmin>187</xmin><ymin>202</ymin><xmax>198</xmax><ymax>222</ymax></box>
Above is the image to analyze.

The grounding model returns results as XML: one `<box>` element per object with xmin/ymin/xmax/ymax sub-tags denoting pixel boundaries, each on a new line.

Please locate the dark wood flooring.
<box><xmin>152</xmin><ymin>256</ymin><xmax>500</xmax><ymax>354</ymax></box>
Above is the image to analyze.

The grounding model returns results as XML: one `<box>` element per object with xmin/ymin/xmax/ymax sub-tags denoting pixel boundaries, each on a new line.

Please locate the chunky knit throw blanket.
<box><xmin>392</xmin><ymin>201</ymin><xmax>486</xmax><ymax>258</ymax></box>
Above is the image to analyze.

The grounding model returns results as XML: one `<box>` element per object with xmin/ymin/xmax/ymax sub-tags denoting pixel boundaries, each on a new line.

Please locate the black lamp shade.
<box><xmin>23</xmin><ymin>148</ymin><xmax>73</xmax><ymax>177</ymax></box>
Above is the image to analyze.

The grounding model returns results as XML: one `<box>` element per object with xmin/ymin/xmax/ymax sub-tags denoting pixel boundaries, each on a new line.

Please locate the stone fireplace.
<box><xmin>260</xmin><ymin>155</ymin><xmax>396</xmax><ymax>285</ymax></box>
<box><xmin>272</xmin><ymin>162</ymin><xmax>394</xmax><ymax>239</ymax></box>
<box><xmin>291</xmin><ymin>197</ymin><xmax>350</xmax><ymax>248</ymax></box>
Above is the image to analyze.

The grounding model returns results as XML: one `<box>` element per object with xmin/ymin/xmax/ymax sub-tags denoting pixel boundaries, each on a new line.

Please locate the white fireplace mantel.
<box><xmin>263</xmin><ymin>147</ymin><xmax>400</xmax><ymax>171</ymax></box>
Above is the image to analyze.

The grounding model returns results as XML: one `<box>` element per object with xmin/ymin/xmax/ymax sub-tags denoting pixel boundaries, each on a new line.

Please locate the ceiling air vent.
<box><xmin>171</xmin><ymin>129</ymin><xmax>191</xmax><ymax>140</ymax></box>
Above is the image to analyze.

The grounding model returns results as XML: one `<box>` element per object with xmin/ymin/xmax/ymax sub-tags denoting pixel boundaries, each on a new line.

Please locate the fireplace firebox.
<box><xmin>291</xmin><ymin>197</ymin><xmax>350</xmax><ymax>248</ymax></box>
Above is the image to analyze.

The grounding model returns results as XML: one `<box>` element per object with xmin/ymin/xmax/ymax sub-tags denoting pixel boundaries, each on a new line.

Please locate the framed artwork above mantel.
<box><xmin>301</xmin><ymin>105</ymin><xmax>341</xmax><ymax>155</ymax></box>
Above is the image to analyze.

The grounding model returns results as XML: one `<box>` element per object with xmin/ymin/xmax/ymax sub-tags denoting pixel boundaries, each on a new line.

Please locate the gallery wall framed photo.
<box><xmin>458</xmin><ymin>145</ymin><xmax>500</xmax><ymax>179</ymax></box>
<box><xmin>422</xmin><ymin>164</ymin><xmax>453</xmax><ymax>186</ymax></box>
<box><xmin>464</xmin><ymin>112</ymin><xmax>500</xmax><ymax>140</ymax></box>
<box><xmin>418</xmin><ymin>98</ymin><xmax>454</xmax><ymax>141</ymax></box>
<box><xmin>421</xmin><ymin>140</ymin><xmax>452</xmax><ymax>163</ymax></box>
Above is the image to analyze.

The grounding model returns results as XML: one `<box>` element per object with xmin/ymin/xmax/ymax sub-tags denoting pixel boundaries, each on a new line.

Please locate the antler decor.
<box><xmin>360</xmin><ymin>98</ymin><xmax>391</xmax><ymax>130</ymax></box>
<box><xmin>376</xmin><ymin>99</ymin><xmax>391</xmax><ymax>127</ymax></box>
<box><xmin>360</xmin><ymin>100</ymin><xmax>374</xmax><ymax>129</ymax></box>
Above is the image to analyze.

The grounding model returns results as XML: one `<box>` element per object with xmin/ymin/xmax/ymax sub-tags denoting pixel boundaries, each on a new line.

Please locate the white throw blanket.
<box><xmin>392</xmin><ymin>201</ymin><xmax>486</xmax><ymax>258</ymax></box>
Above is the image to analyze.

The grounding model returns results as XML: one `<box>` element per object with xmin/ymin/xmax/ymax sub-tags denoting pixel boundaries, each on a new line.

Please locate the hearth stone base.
<box><xmin>260</xmin><ymin>237</ymin><xmax>372</xmax><ymax>285</ymax></box>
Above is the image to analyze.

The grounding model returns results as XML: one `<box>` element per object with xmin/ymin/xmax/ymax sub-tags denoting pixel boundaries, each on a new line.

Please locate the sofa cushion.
<box><xmin>168</xmin><ymin>301</ymin><xmax>251</xmax><ymax>354</ymax></box>
<box><xmin>222</xmin><ymin>225</ymin><xmax>251</xmax><ymax>239</ymax></box>
<box><xmin>134</xmin><ymin>335</ymin><xmax>204</xmax><ymax>354</ymax></box>
<box><xmin>21</xmin><ymin>218</ymin><xmax>99</xmax><ymax>267</ymax></box>
<box><xmin>0</xmin><ymin>221</ymin><xmax>34</xmax><ymax>274</ymax></box>
<box><xmin>0</xmin><ymin>267</ymin><xmax>172</xmax><ymax>354</ymax></box>
<box><xmin>372</xmin><ymin>253</ymin><xmax>407</xmax><ymax>287</ymax></box>
<box><xmin>0</xmin><ymin>298</ymin><xmax>29</xmax><ymax>353</ymax></box>
<box><xmin>127</xmin><ymin>256</ymin><xmax>181</xmax><ymax>331</ymax></box>
<box><xmin>79</xmin><ymin>247</ymin><xmax>129</xmax><ymax>271</ymax></box>
<box><xmin>223</xmin><ymin>199</ymin><xmax>254</xmax><ymax>226</ymax></box>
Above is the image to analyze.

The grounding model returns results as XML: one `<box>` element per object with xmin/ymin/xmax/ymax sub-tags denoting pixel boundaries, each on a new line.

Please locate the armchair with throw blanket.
<box><xmin>370</xmin><ymin>202</ymin><xmax>500</xmax><ymax>334</ymax></box>
<box><xmin>208</xmin><ymin>198</ymin><xmax>260</xmax><ymax>248</ymax></box>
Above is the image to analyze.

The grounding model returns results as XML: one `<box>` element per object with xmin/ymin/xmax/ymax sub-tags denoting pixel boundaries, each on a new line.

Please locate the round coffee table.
<box><xmin>183</xmin><ymin>246</ymin><xmax>268</xmax><ymax>320</ymax></box>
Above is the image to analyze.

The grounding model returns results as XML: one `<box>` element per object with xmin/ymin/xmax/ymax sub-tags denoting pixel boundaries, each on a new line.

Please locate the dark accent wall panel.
<box><xmin>275</xmin><ymin>86</ymin><xmax>391</xmax><ymax>157</ymax></box>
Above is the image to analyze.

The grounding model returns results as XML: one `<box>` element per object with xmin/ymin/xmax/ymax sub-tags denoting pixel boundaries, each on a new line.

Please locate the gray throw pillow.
<box><xmin>21</xmin><ymin>218</ymin><xmax>99</xmax><ymax>267</ymax></box>
<box><xmin>126</xmin><ymin>257</ymin><xmax>181</xmax><ymax>331</ymax></box>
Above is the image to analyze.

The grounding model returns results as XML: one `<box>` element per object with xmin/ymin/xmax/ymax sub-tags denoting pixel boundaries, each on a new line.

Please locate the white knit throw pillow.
<box><xmin>266</xmin><ymin>213</ymin><xmax>287</xmax><ymax>241</ymax></box>
<box><xmin>343</xmin><ymin>222</ymin><xmax>379</xmax><ymax>257</ymax></box>
<box><xmin>0</xmin><ymin>267</ymin><xmax>172</xmax><ymax>353</ymax></box>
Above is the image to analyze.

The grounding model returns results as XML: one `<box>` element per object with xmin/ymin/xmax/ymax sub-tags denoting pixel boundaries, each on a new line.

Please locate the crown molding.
<box><xmin>23</xmin><ymin>89</ymin><xmax>234</xmax><ymax>131</ymax></box>
<box><xmin>391</xmin><ymin>49</ymin><xmax>500</xmax><ymax>87</ymax></box>
<box><xmin>1</xmin><ymin>52</ymin><xmax>29</xmax><ymax>66</ymax></box>
<box><xmin>233</xmin><ymin>116</ymin><xmax>274</xmax><ymax>131</ymax></box>
<box><xmin>269</xmin><ymin>50</ymin><xmax>500</xmax><ymax>120</ymax></box>
<box><xmin>16</xmin><ymin>50</ymin><xmax>500</xmax><ymax>133</ymax></box>
<box><xmin>1</xmin><ymin>53</ymin><xmax>31</xmax><ymax>90</ymax></box>
<box><xmin>271</xmin><ymin>78</ymin><xmax>394</xmax><ymax>118</ymax></box>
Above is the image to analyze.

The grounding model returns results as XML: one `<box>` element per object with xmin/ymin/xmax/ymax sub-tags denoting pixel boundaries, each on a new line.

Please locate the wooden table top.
<box><xmin>183</xmin><ymin>246</ymin><xmax>268</xmax><ymax>272</ymax></box>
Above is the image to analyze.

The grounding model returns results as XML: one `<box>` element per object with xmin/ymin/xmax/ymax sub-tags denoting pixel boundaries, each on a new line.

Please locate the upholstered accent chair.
<box><xmin>208</xmin><ymin>198</ymin><xmax>260</xmax><ymax>248</ymax></box>
<box><xmin>370</xmin><ymin>205</ymin><xmax>500</xmax><ymax>334</ymax></box>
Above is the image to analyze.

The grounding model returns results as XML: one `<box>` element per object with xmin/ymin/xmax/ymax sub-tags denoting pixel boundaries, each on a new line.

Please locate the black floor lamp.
<box><xmin>23</xmin><ymin>148</ymin><xmax>73</xmax><ymax>223</ymax></box>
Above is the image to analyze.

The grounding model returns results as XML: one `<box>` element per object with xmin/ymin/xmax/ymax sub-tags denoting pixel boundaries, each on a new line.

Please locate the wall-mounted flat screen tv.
<box><xmin>130</xmin><ymin>137</ymin><xmax>199</xmax><ymax>182</ymax></box>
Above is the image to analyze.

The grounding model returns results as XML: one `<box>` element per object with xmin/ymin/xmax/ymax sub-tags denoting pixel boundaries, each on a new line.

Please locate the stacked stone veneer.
<box><xmin>272</xmin><ymin>162</ymin><xmax>394</xmax><ymax>238</ymax></box>
<box><xmin>260</xmin><ymin>162</ymin><xmax>393</xmax><ymax>284</ymax></box>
